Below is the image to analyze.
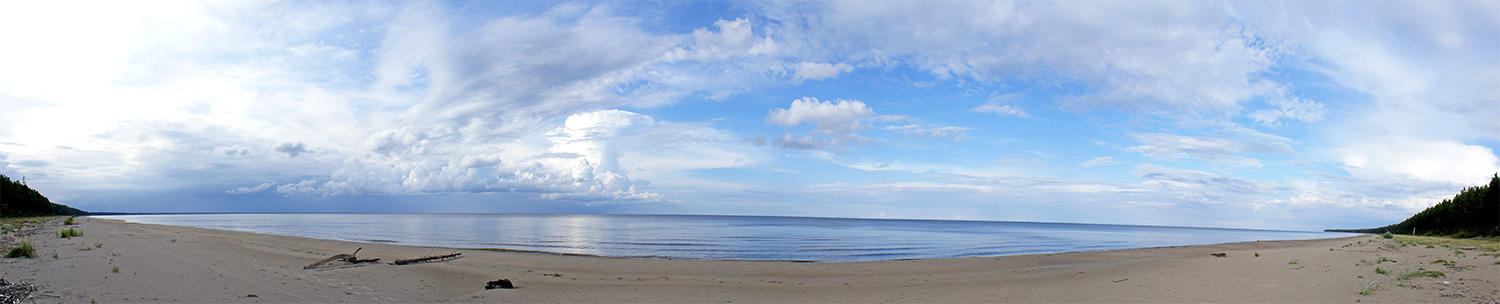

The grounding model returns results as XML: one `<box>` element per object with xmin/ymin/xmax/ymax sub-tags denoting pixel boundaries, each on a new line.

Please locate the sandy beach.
<box><xmin>1</xmin><ymin>217</ymin><xmax>1495</xmax><ymax>303</ymax></box>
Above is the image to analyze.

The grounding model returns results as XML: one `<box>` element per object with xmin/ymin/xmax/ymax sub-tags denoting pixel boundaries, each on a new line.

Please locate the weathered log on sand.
<box><xmin>304</xmin><ymin>248</ymin><xmax>380</xmax><ymax>269</ymax></box>
<box><xmin>392</xmin><ymin>252</ymin><xmax>462</xmax><ymax>265</ymax></box>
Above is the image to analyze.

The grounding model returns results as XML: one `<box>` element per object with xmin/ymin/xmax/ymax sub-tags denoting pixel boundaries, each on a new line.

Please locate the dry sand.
<box><xmin>1</xmin><ymin>217</ymin><xmax>1496</xmax><ymax>303</ymax></box>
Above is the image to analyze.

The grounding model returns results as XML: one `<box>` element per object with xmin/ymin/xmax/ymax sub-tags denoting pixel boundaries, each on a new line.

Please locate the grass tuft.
<box><xmin>1381</xmin><ymin>232</ymin><xmax>1393</xmax><ymax>239</ymax></box>
<box><xmin>58</xmin><ymin>228</ymin><xmax>81</xmax><ymax>238</ymax></box>
<box><xmin>1287</xmin><ymin>259</ymin><xmax>1299</xmax><ymax>265</ymax></box>
<box><xmin>1374</xmin><ymin>267</ymin><xmax>1388</xmax><ymax>275</ymax></box>
<box><xmin>111</xmin><ymin>266</ymin><xmax>119</xmax><ymax>273</ymax></box>
<box><xmin>1397</xmin><ymin>269</ymin><xmax>1445</xmax><ymax>285</ymax></box>
<box><xmin>5</xmin><ymin>240</ymin><xmax>36</xmax><ymax>258</ymax></box>
<box><xmin>64</xmin><ymin>217</ymin><xmax>76</xmax><ymax>225</ymax></box>
<box><xmin>1358</xmin><ymin>279</ymin><xmax>1378</xmax><ymax>295</ymax></box>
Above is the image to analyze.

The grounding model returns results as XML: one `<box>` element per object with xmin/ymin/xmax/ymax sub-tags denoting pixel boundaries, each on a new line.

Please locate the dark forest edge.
<box><xmin>1327</xmin><ymin>174</ymin><xmax>1500</xmax><ymax>238</ymax></box>
<box><xmin>1</xmin><ymin>174</ymin><xmax>88</xmax><ymax>217</ymax></box>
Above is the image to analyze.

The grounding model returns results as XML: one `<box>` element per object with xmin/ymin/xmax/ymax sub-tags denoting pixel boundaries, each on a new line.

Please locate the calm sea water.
<box><xmin>97</xmin><ymin>213</ymin><xmax>1352</xmax><ymax>262</ymax></box>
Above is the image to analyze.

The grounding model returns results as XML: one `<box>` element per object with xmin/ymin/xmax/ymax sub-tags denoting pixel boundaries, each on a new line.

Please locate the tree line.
<box><xmin>1327</xmin><ymin>174</ymin><xmax>1499</xmax><ymax>237</ymax></box>
<box><xmin>1</xmin><ymin>173</ymin><xmax>88</xmax><ymax>217</ymax></box>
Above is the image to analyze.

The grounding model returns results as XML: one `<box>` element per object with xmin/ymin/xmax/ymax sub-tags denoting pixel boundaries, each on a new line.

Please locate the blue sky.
<box><xmin>1</xmin><ymin>1</ymin><xmax>1497</xmax><ymax>231</ymax></box>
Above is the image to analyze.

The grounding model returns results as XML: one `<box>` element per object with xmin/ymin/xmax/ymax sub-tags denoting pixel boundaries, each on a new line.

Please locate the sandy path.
<box><xmin>1</xmin><ymin>217</ymin><xmax>1495</xmax><ymax>303</ymax></box>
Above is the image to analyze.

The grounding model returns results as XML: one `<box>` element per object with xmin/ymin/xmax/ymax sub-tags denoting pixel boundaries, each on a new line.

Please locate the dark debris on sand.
<box><xmin>0</xmin><ymin>278</ymin><xmax>37</xmax><ymax>304</ymax></box>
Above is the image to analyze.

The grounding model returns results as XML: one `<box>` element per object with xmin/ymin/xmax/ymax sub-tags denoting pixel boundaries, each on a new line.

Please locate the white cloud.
<box><xmin>766</xmin><ymin>97</ymin><xmax>875</xmax><ymax>135</ymax></box>
<box><xmin>1249</xmin><ymin>95</ymin><xmax>1327</xmax><ymax>127</ymax></box>
<box><xmin>265</xmin><ymin>109</ymin><xmax>763</xmax><ymax>201</ymax></box>
<box><xmin>226</xmin><ymin>182</ymin><xmax>274</xmax><ymax>195</ymax></box>
<box><xmin>1337</xmin><ymin>138</ymin><xmax>1500</xmax><ymax>185</ymax></box>
<box><xmin>1078</xmin><ymin>156</ymin><xmax>1122</xmax><ymax>168</ymax></box>
<box><xmin>1126</xmin><ymin>130</ymin><xmax>1295</xmax><ymax>168</ymax></box>
<box><xmin>767</xmin><ymin>1</ymin><xmax>1294</xmax><ymax>116</ymax></box>
<box><xmin>970</xmin><ymin>104</ymin><xmax>1029</xmax><ymax>118</ymax></box>
<box><xmin>1133</xmin><ymin>164</ymin><xmax>1288</xmax><ymax>196</ymax></box>
<box><xmin>883</xmin><ymin>124</ymin><xmax>969</xmax><ymax>141</ymax></box>
<box><xmin>792</xmin><ymin>62</ymin><xmax>854</xmax><ymax>82</ymax></box>
<box><xmin>214</xmin><ymin>145</ymin><xmax>252</xmax><ymax>157</ymax></box>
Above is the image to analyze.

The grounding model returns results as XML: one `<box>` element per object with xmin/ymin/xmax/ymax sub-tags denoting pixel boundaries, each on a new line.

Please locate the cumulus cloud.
<box><xmin>763</xmin><ymin>97</ymin><xmax>920</xmax><ymax>152</ymax></box>
<box><xmin>1337</xmin><ymin>137</ymin><xmax>1500</xmax><ymax>184</ymax></box>
<box><xmin>271</xmin><ymin>142</ymin><xmax>309</xmax><ymax>158</ymax></box>
<box><xmin>259</xmin><ymin>109</ymin><xmax>763</xmax><ymax>201</ymax></box>
<box><xmin>766</xmin><ymin>97</ymin><xmax>875</xmax><ymax>134</ymax></box>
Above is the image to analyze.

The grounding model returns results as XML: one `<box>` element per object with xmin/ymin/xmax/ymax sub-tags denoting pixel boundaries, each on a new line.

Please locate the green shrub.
<box><xmin>63</xmin><ymin>217</ymin><xmax>76</xmax><ymax>225</ymax></box>
<box><xmin>6</xmin><ymin>240</ymin><xmax>36</xmax><ymax>258</ymax></box>
<box><xmin>58</xmin><ymin>228</ymin><xmax>81</xmax><ymax>238</ymax></box>
<box><xmin>1374</xmin><ymin>267</ymin><xmax>1388</xmax><ymax>274</ymax></box>
<box><xmin>1381</xmin><ymin>232</ymin><xmax>1394</xmax><ymax>239</ymax></box>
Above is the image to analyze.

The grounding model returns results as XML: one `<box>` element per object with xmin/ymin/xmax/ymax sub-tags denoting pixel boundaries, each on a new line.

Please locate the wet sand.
<box><xmin>1</xmin><ymin>217</ymin><xmax>1495</xmax><ymax>303</ymax></box>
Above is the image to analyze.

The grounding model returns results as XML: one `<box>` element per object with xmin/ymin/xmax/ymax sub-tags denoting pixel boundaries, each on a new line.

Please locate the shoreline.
<box><xmin>1</xmin><ymin>217</ymin><xmax>1494</xmax><ymax>303</ymax></box>
<box><xmin>91</xmin><ymin>213</ymin><xmax>1350</xmax><ymax>263</ymax></box>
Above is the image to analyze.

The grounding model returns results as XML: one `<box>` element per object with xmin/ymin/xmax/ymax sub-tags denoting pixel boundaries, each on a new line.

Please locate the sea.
<box><xmin>96</xmin><ymin>213</ymin><xmax>1353</xmax><ymax>262</ymax></box>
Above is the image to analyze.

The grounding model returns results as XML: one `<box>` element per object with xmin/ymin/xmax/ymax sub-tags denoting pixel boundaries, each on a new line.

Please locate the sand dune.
<box><xmin>1</xmin><ymin>217</ymin><xmax>1495</xmax><ymax>303</ymax></box>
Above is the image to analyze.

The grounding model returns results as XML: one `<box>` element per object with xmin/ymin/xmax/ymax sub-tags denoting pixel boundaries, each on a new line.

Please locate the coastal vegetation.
<box><xmin>1</xmin><ymin>173</ymin><xmax>87</xmax><ymax>217</ymax></box>
<box><xmin>1328</xmin><ymin>174</ymin><xmax>1499</xmax><ymax>237</ymax></box>
<box><xmin>4</xmin><ymin>240</ymin><xmax>35</xmax><ymax>258</ymax></box>
<box><xmin>58</xmin><ymin>227</ymin><xmax>81</xmax><ymax>238</ymax></box>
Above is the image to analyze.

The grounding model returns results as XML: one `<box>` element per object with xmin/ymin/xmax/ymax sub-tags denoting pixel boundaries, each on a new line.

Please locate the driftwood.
<box><xmin>392</xmin><ymin>252</ymin><xmax>462</xmax><ymax>265</ymax></box>
<box><xmin>304</xmin><ymin>248</ymin><xmax>381</xmax><ymax>270</ymax></box>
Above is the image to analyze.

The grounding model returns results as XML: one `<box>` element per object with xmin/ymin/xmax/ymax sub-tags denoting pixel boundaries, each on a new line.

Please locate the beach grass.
<box><xmin>1397</xmin><ymin>269</ymin><xmax>1444</xmax><ymax>280</ymax></box>
<box><xmin>1396</xmin><ymin>268</ymin><xmax>1445</xmax><ymax>287</ymax></box>
<box><xmin>1374</xmin><ymin>267</ymin><xmax>1388</xmax><ymax>275</ymax></box>
<box><xmin>64</xmin><ymin>217</ymin><xmax>76</xmax><ymax>225</ymax></box>
<box><xmin>1358</xmin><ymin>279</ymin><xmax>1378</xmax><ymax>295</ymax></box>
<box><xmin>59</xmin><ymin>227</ymin><xmax>82</xmax><ymax>238</ymax></box>
<box><xmin>1</xmin><ymin>216</ymin><xmax>66</xmax><ymax>234</ymax></box>
<box><xmin>6</xmin><ymin>240</ymin><xmax>36</xmax><ymax>258</ymax></box>
<box><xmin>1391</xmin><ymin>235</ymin><xmax>1499</xmax><ymax>251</ymax></box>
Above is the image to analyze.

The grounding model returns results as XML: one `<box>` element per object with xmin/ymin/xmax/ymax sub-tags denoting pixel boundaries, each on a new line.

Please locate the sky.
<box><xmin>1</xmin><ymin>0</ymin><xmax>1497</xmax><ymax>231</ymax></box>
